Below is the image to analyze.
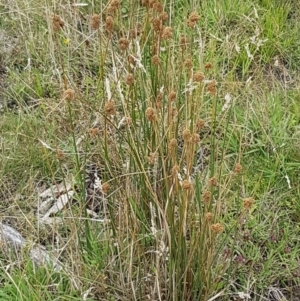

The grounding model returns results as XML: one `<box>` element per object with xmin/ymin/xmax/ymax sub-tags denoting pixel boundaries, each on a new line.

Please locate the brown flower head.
<box><xmin>209</xmin><ymin>177</ymin><xmax>218</xmax><ymax>187</ymax></box>
<box><xmin>123</xmin><ymin>117</ymin><xmax>132</xmax><ymax>127</ymax></box>
<box><xmin>104</xmin><ymin>99</ymin><xmax>116</xmax><ymax>115</ymax></box>
<box><xmin>205</xmin><ymin>62</ymin><xmax>213</xmax><ymax>69</ymax></box>
<box><xmin>161</xmin><ymin>26</ymin><xmax>173</xmax><ymax>40</ymax></box>
<box><xmin>128</xmin><ymin>55</ymin><xmax>137</xmax><ymax>66</ymax></box>
<box><xmin>130</xmin><ymin>22</ymin><xmax>142</xmax><ymax>38</ymax></box>
<box><xmin>205</xmin><ymin>212</ymin><xmax>213</xmax><ymax>222</ymax></box>
<box><xmin>196</xmin><ymin>119</ymin><xmax>205</xmax><ymax>130</ymax></box>
<box><xmin>180</xmin><ymin>35</ymin><xmax>188</xmax><ymax>50</ymax></box>
<box><xmin>206</xmin><ymin>80</ymin><xmax>217</xmax><ymax>95</ymax></box>
<box><xmin>190</xmin><ymin>133</ymin><xmax>200</xmax><ymax>144</ymax></box>
<box><xmin>168</xmin><ymin>138</ymin><xmax>177</xmax><ymax>150</ymax></box>
<box><xmin>145</xmin><ymin>107</ymin><xmax>157</xmax><ymax>122</ymax></box>
<box><xmin>211</xmin><ymin>223</ymin><xmax>224</xmax><ymax>234</ymax></box>
<box><xmin>147</xmin><ymin>152</ymin><xmax>158</xmax><ymax>165</ymax></box>
<box><xmin>182</xmin><ymin>129</ymin><xmax>191</xmax><ymax>141</ymax></box>
<box><xmin>88</xmin><ymin>127</ymin><xmax>100</xmax><ymax>138</ymax></box>
<box><xmin>168</xmin><ymin>91</ymin><xmax>176</xmax><ymax>102</ymax></box>
<box><xmin>102</xmin><ymin>182</ymin><xmax>110</xmax><ymax>194</ymax></box>
<box><xmin>90</xmin><ymin>14</ymin><xmax>100</xmax><ymax>30</ymax></box>
<box><xmin>153</xmin><ymin>2</ymin><xmax>163</xmax><ymax>12</ymax></box>
<box><xmin>234</xmin><ymin>163</ymin><xmax>243</xmax><ymax>173</ymax></box>
<box><xmin>63</xmin><ymin>89</ymin><xmax>75</xmax><ymax>101</ymax></box>
<box><xmin>171</xmin><ymin>165</ymin><xmax>180</xmax><ymax>177</ymax></box>
<box><xmin>152</xmin><ymin>54</ymin><xmax>160</xmax><ymax>65</ymax></box>
<box><xmin>118</xmin><ymin>37</ymin><xmax>130</xmax><ymax>51</ymax></box>
<box><xmin>105</xmin><ymin>16</ymin><xmax>114</xmax><ymax>33</ymax></box>
<box><xmin>141</xmin><ymin>0</ymin><xmax>152</xmax><ymax>8</ymax></box>
<box><xmin>159</xmin><ymin>11</ymin><xmax>168</xmax><ymax>22</ymax></box>
<box><xmin>107</xmin><ymin>0</ymin><xmax>120</xmax><ymax>13</ymax></box>
<box><xmin>53</xmin><ymin>15</ymin><xmax>64</xmax><ymax>32</ymax></box>
<box><xmin>152</xmin><ymin>18</ymin><xmax>162</xmax><ymax>32</ymax></box>
<box><xmin>193</xmin><ymin>71</ymin><xmax>205</xmax><ymax>82</ymax></box>
<box><xmin>202</xmin><ymin>190</ymin><xmax>211</xmax><ymax>204</ymax></box>
<box><xmin>182</xmin><ymin>179</ymin><xmax>192</xmax><ymax>190</ymax></box>
<box><xmin>171</xmin><ymin>107</ymin><xmax>178</xmax><ymax>118</ymax></box>
<box><xmin>243</xmin><ymin>197</ymin><xmax>254</xmax><ymax>210</ymax></box>
<box><xmin>56</xmin><ymin>149</ymin><xmax>65</xmax><ymax>160</ymax></box>
<box><xmin>188</xmin><ymin>12</ymin><xmax>200</xmax><ymax>28</ymax></box>
<box><xmin>184</xmin><ymin>58</ymin><xmax>192</xmax><ymax>69</ymax></box>
<box><xmin>125</xmin><ymin>73</ymin><xmax>134</xmax><ymax>85</ymax></box>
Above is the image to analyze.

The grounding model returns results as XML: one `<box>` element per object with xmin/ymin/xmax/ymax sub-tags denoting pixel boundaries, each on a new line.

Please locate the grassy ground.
<box><xmin>0</xmin><ymin>0</ymin><xmax>300</xmax><ymax>300</ymax></box>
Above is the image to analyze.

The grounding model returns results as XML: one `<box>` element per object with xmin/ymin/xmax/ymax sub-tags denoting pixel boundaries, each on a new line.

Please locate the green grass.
<box><xmin>0</xmin><ymin>0</ymin><xmax>300</xmax><ymax>300</ymax></box>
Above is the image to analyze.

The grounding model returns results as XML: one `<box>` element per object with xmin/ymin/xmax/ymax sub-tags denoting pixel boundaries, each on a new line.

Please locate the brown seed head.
<box><xmin>104</xmin><ymin>99</ymin><xmax>116</xmax><ymax>115</ymax></box>
<box><xmin>196</xmin><ymin>119</ymin><xmax>205</xmax><ymax>130</ymax></box>
<box><xmin>205</xmin><ymin>212</ymin><xmax>213</xmax><ymax>222</ymax></box>
<box><xmin>188</xmin><ymin>12</ymin><xmax>200</xmax><ymax>28</ymax></box>
<box><xmin>63</xmin><ymin>89</ymin><xmax>75</xmax><ymax>101</ymax></box>
<box><xmin>206</xmin><ymin>80</ymin><xmax>217</xmax><ymax>95</ymax></box>
<box><xmin>180</xmin><ymin>35</ymin><xmax>188</xmax><ymax>50</ymax></box>
<box><xmin>209</xmin><ymin>177</ymin><xmax>218</xmax><ymax>187</ymax></box>
<box><xmin>162</xmin><ymin>26</ymin><xmax>173</xmax><ymax>40</ymax></box>
<box><xmin>211</xmin><ymin>223</ymin><xmax>224</xmax><ymax>234</ymax></box>
<box><xmin>56</xmin><ymin>149</ymin><xmax>65</xmax><ymax>160</ymax></box>
<box><xmin>152</xmin><ymin>18</ymin><xmax>162</xmax><ymax>32</ymax></box>
<box><xmin>128</xmin><ymin>55</ymin><xmax>137</xmax><ymax>66</ymax></box>
<box><xmin>152</xmin><ymin>54</ymin><xmax>160</xmax><ymax>65</ymax></box>
<box><xmin>182</xmin><ymin>179</ymin><xmax>192</xmax><ymax>190</ymax></box>
<box><xmin>168</xmin><ymin>138</ymin><xmax>177</xmax><ymax>150</ymax></box>
<box><xmin>147</xmin><ymin>152</ymin><xmax>158</xmax><ymax>165</ymax></box>
<box><xmin>193</xmin><ymin>71</ymin><xmax>205</xmax><ymax>82</ymax></box>
<box><xmin>145</xmin><ymin>107</ymin><xmax>157</xmax><ymax>122</ymax></box>
<box><xmin>184</xmin><ymin>58</ymin><xmax>192</xmax><ymax>69</ymax></box>
<box><xmin>130</xmin><ymin>22</ymin><xmax>143</xmax><ymax>38</ymax></box>
<box><xmin>125</xmin><ymin>73</ymin><xmax>134</xmax><ymax>85</ymax></box>
<box><xmin>160</xmin><ymin>11</ymin><xmax>168</xmax><ymax>22</ymax></box>
<box><xmin>88</xmin><ymin>127</ymin><xmax>100</xmax><ymax>138</ymax></box>
<box><xmin>202</xmin><ymin>190</ymin><xmax>211</xmax><ymax>204</ymax></box>
<box><xmin>105</xmin><ymin>16</ymin><xmax>114</xmax><ymax>33</ymax></box>
<box><xmin>171</xmin><ymin>107</ymin><xmax>178</xmax><ymax>117</ymax></box>
<box><xmin>123</xmin><ymin>117</ymin><xmax>132</xmax><ymax>126</ymax></box>
<box><xmin>168</xmin><ymin>91</ymin><xmax>176</xmax><ymax>102</ymax></box>
<box><xmin>182</xmin><ymin>129</ymin><xmax>192</xmax><ymax>141</ymax></box>
<box><xmin>171</xmin><ymin>165</ymin><xmax>180</xmax><ymax>177</ymax></box>
<box><xmin>190</xmin><ymin>133</ymin><xmax>200</xmax><ymax>144</ymax></box>
<box><xmin>53</xmin><ymin>15</ymin><xmax>64</xmax><ymax>32</ymax></box>
<box><xmin>107</xmin><ymin>0</ymin><xmax>120</xmax><ymax>13</ymax></box>
<box><xmin>102</xmin><ymin>182</ymin><xmax>110</xmax><ymax>194</ymax></box>
<box><xmin>118</xmin><ymin>37</ymin><xmax>130</xmax><ymax>51</ymax></box>
<box><xmin>90</xmin><ymin>14</ymin><xmax>100</xmax><ymax>30</ymax></box>
<box><xmin>234</xmin><ymin>163</ymin><xmax>243</xmax><ymax>173</ymax></box>
<box><xmin>205</xmin><ymin>62</ymin><xmax>213</xmax><ymax>69</ymax></box>
<box><xmin>153</xmin><ymin>2</ymin><xmax>163</xmax><ymax>12</ymax></box>
<box><xmin>141</xmin><ymin>0</ymin><xmax>155</xmax><ymax>8</ymax></box>
<box><xmin>243</xmin><ymin>197</ymin><xmax>254</xmax><ymax>210</ymax></box>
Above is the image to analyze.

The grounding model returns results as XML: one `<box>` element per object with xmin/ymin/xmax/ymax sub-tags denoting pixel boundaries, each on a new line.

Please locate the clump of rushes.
<box><xmin>45</xmin><ymin>2</ymin><xmax>243</xmax><ymax>301</ymax></box>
